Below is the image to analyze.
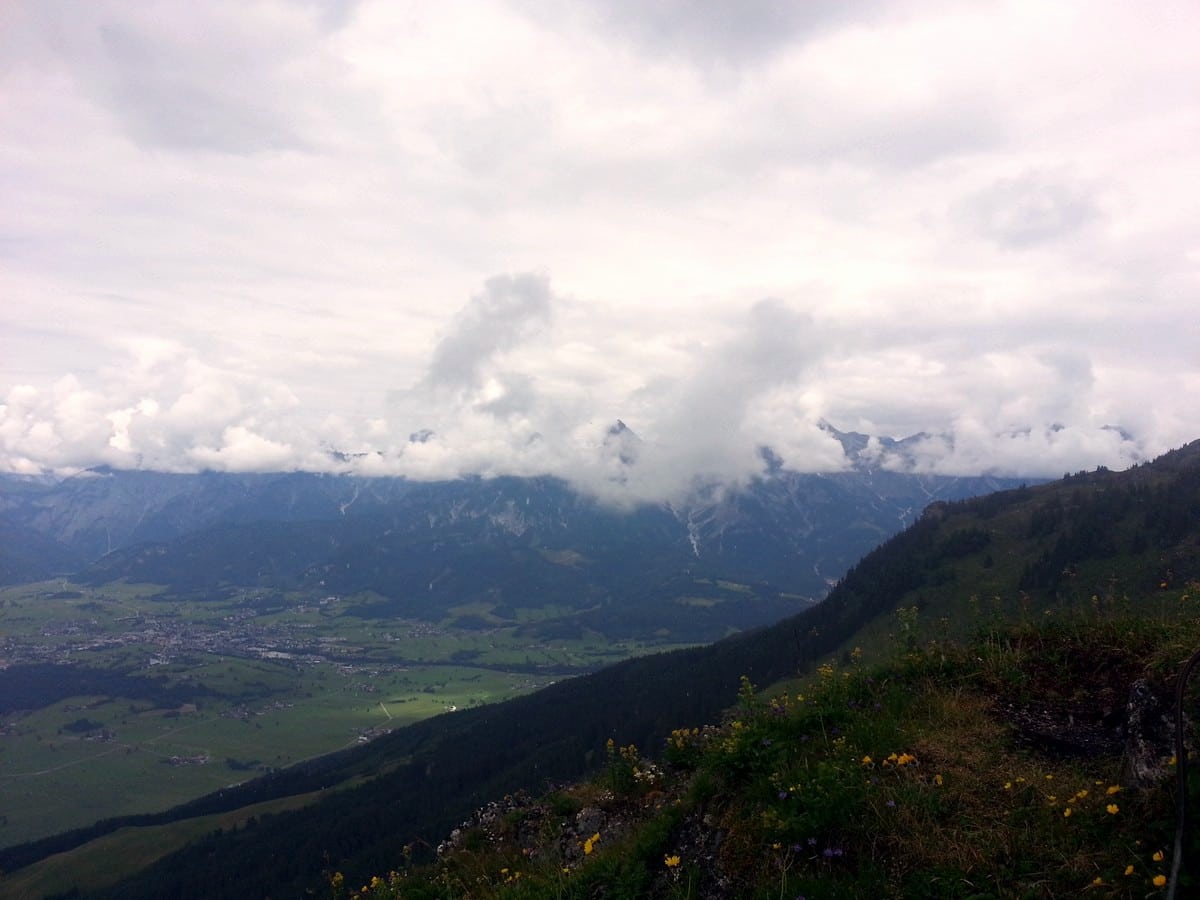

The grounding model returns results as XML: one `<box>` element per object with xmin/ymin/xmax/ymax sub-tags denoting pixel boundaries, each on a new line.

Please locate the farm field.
<box><xmin>0</xmin><ymin>580</ymin><xmax>690</xmax><ymax>847</ymax></box>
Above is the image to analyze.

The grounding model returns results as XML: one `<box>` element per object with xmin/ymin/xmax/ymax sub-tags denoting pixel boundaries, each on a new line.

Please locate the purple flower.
<box><xmin>886</xmin><ymin>799</ymin><xmax>896</xmax><ymax>808</ymax></box>
<box><xmin>778</xmin><ymin>790</ymin><xmax>789</xmax><ymax>800</ymax></box>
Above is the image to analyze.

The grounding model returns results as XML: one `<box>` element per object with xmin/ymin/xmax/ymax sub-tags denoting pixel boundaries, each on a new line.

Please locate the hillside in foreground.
<box><xmin>337</xmin><ymin>605</ymin><xmax>1200</xmax><ymax>898</ymax></box>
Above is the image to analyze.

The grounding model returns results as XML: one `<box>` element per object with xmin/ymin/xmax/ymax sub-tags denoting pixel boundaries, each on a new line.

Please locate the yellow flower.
<box><xmin>861</xmin><ymin>755</ymin><xmax>873</xmax><ymax>766</ymax></box>
<box><xmin>1063</xmin><ymin>807</ymin><xmax>1072</xmax><ymax>818</ymax></box>
<box><xmin>1003</xmin><ymin>781</ymin><xmax>1012</xmax><ymax>790</ymax></box>
<box><xmin>583</xmin><ymin>833</ymin><xmax>601</xmax><ymax>855</ymax></box>
<box><xmin>1093</xmin><ymin>876</ymin><xmax>1104</xmax><ymax>885</ymax></box>
<box><xmin>1106</xmin><ymin>784</ymin><xmax>1121</xmax><ymax>795</ymax></box>
<box><xmin>1106</xmin><ymin>803</ymin><xmax>1119</xmax><ymax>814</ymax></box>
<box><xmin>664</xmin><ymin>854</ymin><xmax>681</xmax><ymax>868</ymax></box>
<box><xmin>1152</xmin><ymin>850</ymin><xmax>1164</xmax><ymax>862</ymax></box>
<box><xmin>1153</xmin><ymin>874</ymin><xmax>1167</xmax><ymax>887</ymax></box>
<box><xmin>1125</xmin><ymin>865</ymin><xmax>1134</xmax><ymax>876</ymax></box>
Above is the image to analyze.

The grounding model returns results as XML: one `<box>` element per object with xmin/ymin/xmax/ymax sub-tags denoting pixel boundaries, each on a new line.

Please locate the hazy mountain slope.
<box><xmin>2</xmin><ymin>467</ymin><xmax>1033</xmax><ymax>640</ymax></box>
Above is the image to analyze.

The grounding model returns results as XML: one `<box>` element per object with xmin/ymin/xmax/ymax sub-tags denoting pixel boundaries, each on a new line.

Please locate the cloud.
<box><xmin>1</xmin><ymin>2</ymin><xmax>1197</xmax><ymax>496</ymax></box>
<box><xmin>513</xmin><ymin>0</ymin><xmax>895</xmax><ymax>68</ymax></box>
<box><xmin>424</xmin><ymin>273</ymin><xmax>554</xmax><ymax>394</ymax></box>
<box><xmin>960</xmin><ymin>170</ymin><xmax>1104</xmax><ymax>248</ymax></box>
<box><xmin>189</xmin><ymin>426</ymin><xmax>296</xmax><ymax>472</ymax></box>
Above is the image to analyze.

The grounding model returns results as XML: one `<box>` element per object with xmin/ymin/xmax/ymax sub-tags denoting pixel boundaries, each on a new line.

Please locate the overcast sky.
<box><xmin>2</xmin><ymin>0</ymin><xmax>1197</xmax><ymax>501</ymax></box>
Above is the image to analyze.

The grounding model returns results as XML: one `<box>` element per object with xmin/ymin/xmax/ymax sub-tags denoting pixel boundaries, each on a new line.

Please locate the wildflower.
<box><xmin>934</xmin><ymin>774</ymin><xmax>944</xmax><ymax>786</ymax></box>
<box><xmin>1152</xmin><ymin>850</ymin><xmax>1164</xmax><ymax>862</ymax></box>
<box><xmin>1125</xmin><ymin>865</ymin><xmax>1134</xmax><ymax>876</ymax></box>
<box><xmin>778</xmin><ymin>790</ymin><xmax>789</xmax><ymax>800</ymax></box>
<box><xmin>664</xmin><ymin>855</ymin><xmax>681</xmax><ymax>868</ymax></box>
<box><xmin>886</xmin><ymin>799</ymin><xmax>896</xmax><ymax>808</ymax></box>
<box><xmin>1106</xmin><ymin>785</ymin><xmax>1121</xmax><ymax>795</ymax></box>
<box><xmin>583</xmin><ymin>832</ymin><xmax>600</xmax><ymax>855</ymax></box>
<box><xmin>862</xmin><ymin>755</ymin><xmax>873</xmax><ymax>766</ymax></box>
<box><xmin>1003</xmin><ymin>781</ymin><xmax>1012</xmax><ymax>790</ymax></box>
<box><xmin>1106</xmin><ymin>803</ymin><xmax>1119</xmax><ymax>815</ymax></box>
<box><xmin>1153</xmin><ymin>874</ymin><xmax>1167</xmax><ymax>887</ymax></box>
<box><xmin>1063</xmin><ymin>808</ymin><xmax>1072</xmax><ymax>818</ymax></box>
<box><xmin>1093</xmin><ymin>876</ymin><xmax>1104</xmax><ymax>885</ymax></box>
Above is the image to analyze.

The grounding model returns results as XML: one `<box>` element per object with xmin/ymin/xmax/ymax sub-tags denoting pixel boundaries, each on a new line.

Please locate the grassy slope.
<box><xmin>0</xmin><ymin>787</ymin><xmax>350</xmax><ymax>900</ymax></box>
<box><xmin>350</xmin><ymin>604</ymin><xmax>1200</xmax><ymax>899</ymax></box>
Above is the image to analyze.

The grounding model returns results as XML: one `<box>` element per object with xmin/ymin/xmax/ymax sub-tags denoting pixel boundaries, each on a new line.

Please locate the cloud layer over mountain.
<box><xmin>2</xmin><ymin>1</ymin><xmax>1197</xmax><ymax>501</ymax></box>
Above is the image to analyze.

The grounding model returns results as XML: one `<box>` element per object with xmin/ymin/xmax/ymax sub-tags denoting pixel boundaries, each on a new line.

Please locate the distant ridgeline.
<box><xmin>0</xmin><ymin>459</ymin><xmax>1032</xmax><ymax>641</ymax></box>
<box><xmin>2</xmin><ymin>439</ymin><xmax>1196</xmax><ymax>898</ymax></box>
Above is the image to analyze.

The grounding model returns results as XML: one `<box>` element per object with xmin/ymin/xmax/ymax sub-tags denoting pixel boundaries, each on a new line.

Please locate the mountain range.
<box><xmin>2</xmin><ymin>438</ymin><xmax>1196</xmax><ymax>898</ymax></box>
<box><xmin>0</xmin><ymin>426</ymin><xmax>1032</xmax><ymax>642</ymax></box>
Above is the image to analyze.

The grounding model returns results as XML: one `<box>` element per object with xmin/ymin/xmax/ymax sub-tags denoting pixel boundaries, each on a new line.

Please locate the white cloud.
<box><xmin>1</xmin><ymin>0</ymin><xmax>1197</xmax><ymax>496</ymax></box>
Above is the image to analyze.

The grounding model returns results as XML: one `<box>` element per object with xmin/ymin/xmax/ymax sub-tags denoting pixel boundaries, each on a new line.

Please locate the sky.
<box><xmin>1</xmin><ymin>0</ymin><xmax>1198</xmax><ymax>502</ymax></box>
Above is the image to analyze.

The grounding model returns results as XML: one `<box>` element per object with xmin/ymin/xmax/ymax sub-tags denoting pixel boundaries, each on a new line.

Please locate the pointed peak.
<box><xmin>602</xmin><ymin>419</ymin><xmax>641</xmax><ymax>466</ymax></box>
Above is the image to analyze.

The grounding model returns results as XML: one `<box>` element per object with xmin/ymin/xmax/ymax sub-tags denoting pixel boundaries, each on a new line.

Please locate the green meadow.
<box><xmin>0</xmin><ymin>581</ymin><xmax>692</xmax><ymax>848</ymax></box>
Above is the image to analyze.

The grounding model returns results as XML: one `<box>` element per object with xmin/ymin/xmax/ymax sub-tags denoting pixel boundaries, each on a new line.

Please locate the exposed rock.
<box><xmin>991</xmin><ymin>697</ymin><xmax>1124</xmax><ymax>758</ymax></box>
<box><xmin>1122</xmin><ymin>678</ymin><xmax>1179</xmax><ymax>788</ymax></box>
